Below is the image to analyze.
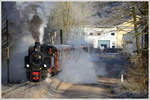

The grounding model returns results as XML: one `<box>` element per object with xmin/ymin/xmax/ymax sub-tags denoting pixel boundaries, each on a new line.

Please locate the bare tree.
<box><xmin>47</xmin><ymin>2</ymin><xmax>94</xmax><ymax>43</ymax></box>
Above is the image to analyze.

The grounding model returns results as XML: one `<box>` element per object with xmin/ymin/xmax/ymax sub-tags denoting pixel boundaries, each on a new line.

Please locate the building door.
<box><xmin>98</xmin><ymin>40</ymin><xmax>110</xmax><ymax>48</ymax></box>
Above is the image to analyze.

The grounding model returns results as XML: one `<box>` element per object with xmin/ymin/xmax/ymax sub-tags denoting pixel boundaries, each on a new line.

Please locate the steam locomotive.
<box><xmin>24</xmin><ymin>42</ymin><xmax>58</xmax><ymax>81</ymax></box>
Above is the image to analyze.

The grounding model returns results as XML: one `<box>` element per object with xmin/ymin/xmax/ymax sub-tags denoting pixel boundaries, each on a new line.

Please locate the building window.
<box><xmin>111</xmin><ymin>33</ymin><xmax>115</xmax><ymax>36</ymax></box>
<box><xmin>89</xmin><ymin>33</ymin><xmax>93</xmax><ymax>35</ymax></box>
<box><xmin>101</xmin><ymin>44</ymin><xmax>107</xmax><ymax>48</ymax></box>
<box><xmin>97</xmin><ymin>33</ymin><xmax>101</xmax><ymax>36</ymax></box>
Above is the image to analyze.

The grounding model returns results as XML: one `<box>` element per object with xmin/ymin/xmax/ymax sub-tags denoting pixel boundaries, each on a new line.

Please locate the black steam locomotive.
<box><xmin>24</xmin><ymin>42</ymin><xmax>58</xmax><ymax>81</ymax></box>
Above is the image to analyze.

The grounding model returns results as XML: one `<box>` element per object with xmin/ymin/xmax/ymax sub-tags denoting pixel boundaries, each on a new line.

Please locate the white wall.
<box><xmin>83</xmin><ymin>26</ymin><xmax>117</xmax><ymax>48</ymax></box>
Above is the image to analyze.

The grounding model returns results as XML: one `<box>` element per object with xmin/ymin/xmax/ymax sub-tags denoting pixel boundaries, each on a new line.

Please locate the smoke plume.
<box><xmin>29</xmin><ymin>15</ymin><xmax>43</xmax><ymax>42</ymax></box>
<box><xmin>2</xmin><ymin>2</ymin><xmax>53</xmax><ymax>83</ymax></box>
<box><xmin>16</xmin><ymin>2</ymin><xmax>53</xmax><ymax>43</ymax></box>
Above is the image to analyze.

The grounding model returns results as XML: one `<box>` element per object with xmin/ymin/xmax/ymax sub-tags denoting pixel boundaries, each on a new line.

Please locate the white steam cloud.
<box><xmin>57</xmin><ymin>27</ymin><xmax>98</xmax><ymax>84</ymax></box>
<box><xmin>57</xmin><ymin>27</ymin><xmax>108</xmax><ymax>84</ymax></box>
<box><xmin>58</xmin><ymin>49</ymin><xmax>97</xmax><ymax>84</ymax></box>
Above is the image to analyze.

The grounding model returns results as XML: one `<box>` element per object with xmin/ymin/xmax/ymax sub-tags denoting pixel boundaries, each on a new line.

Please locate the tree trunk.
<box><xmin>132</xmin><ymin>7</ymin><xmax>141</xmax><ymax>55</ymax></box>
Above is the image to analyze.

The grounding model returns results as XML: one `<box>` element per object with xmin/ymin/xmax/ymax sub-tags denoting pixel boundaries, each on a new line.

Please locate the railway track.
<box><xmin>2</xmin><ymin>81</ymin><xmax>43</xmax><ymax>98</ymax></box>
<box><xmin>2</xmin><ymin>77</ymin><xmax>62</xmax><ymax>98</ymax></box>
<box><xmin>2</xmin><ymin>81</ymin><xmax>30</xmax><ymax>96</ymax></box>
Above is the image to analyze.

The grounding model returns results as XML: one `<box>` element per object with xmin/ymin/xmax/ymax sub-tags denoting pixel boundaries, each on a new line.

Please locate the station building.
<box><xmin>82</xmin><ymin>25</ymin><xmax>118</xmax><ymax>49</ymax></box>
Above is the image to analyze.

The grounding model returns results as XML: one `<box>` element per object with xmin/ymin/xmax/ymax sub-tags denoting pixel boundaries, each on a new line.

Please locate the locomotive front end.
<box><xmin>25</xmin><ymin>42</ymin><xmax>46</xmax><ymax>81</ymax></box>
<box><xmin>25</xmin><ymin>42</ymin><xmax>59</xmax><ymax>82</ymax></box>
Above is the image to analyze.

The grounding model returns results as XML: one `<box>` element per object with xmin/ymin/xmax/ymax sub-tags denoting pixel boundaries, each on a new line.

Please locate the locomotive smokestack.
<box><xmin>34</xmin><ymin>42</ymin><xmax>41</xmax><ymax>52</ymax></box>
<box><xmin>35</xmin><ymin>42</ymin><xmax>40</xmax><ymax>46</ymax></box>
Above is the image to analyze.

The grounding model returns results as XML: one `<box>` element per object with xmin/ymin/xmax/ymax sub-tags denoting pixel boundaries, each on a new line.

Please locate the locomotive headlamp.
<box><xmin>44</xmin><ymin>64</ymin><xmax>47</xmax><ymax>68</ymax></box>
<box><xmin>26</xmin><ymin>64</ymin><xmax>30</xmax><ymax>68</ymax></box>
<box><xmin>35</xmin><ymin>48</ymin><xmax>38</xmax><ymax>51</ymax></box>
<box><xmin>38</xmin><ymin>56</ymin><xmax>41</xmax><ymax>59</ymax></box>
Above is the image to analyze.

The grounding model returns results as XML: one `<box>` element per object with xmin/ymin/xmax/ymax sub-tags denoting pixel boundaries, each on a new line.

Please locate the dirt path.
<box><xmin>51</xmin><ymin>77</ymin><xmax>120</xmax><ymax>98</ymax></box>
